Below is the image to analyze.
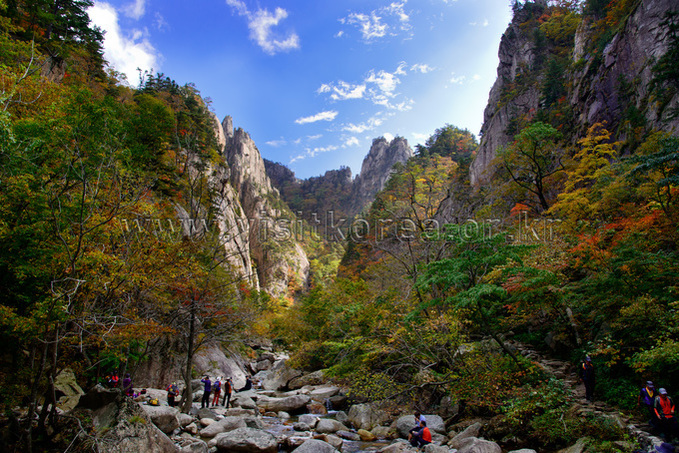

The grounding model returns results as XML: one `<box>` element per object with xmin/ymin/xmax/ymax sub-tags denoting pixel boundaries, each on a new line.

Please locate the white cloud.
<box><xmin>366</xmin><ymin>69</ymin><xmax>400</xmax><ymax>94</ymax></box>
<box><xmin>266</xmin><ymin>139</ymin><xmax>287</xmax><ymax>147</ymax></box>
<box><xmin>307</xmin><ymin>134</ymin><xmax>323</xmax><ymax>140</ymax></box>
<box><xmin>317</xmin><ymin>81</ymin><xmax>366</xmax><ymax>101</ymax></box>
<box><xmin>340</xmin><ymin>1</ymin><xmax>412</xmax><ymax>42</ymax></box>
<box><xmin>343</xmin><ymin>136</ymin><xmax>360</xmax><ymax>147</ymax></box>
<box><xmin>225</xmin><ymin>0</ymin><xmax>300</xmax><ymax>55</ymax></box>
<box><xmin>411</xmin><ymin>63</ymin><xmax>434</xmax><ymax>73</ymax></box>
<box><xmin>342</xmin><ymin>117</ymin><xmax>384</xmax><ymax>134</ymax></box>
<box><xmin>123</xmin><ymin>0</ymin><xmax>146</xmax><ymax>19</ymax></box>
<box><xmin>382</xmin><ymin>132</ymin><xmax>395</xmax><ymax>142</ymax></box>
<box><xmin>87</xmin><ymin>3</ymin><xmax>159</xmax><ymax>86</ymax></box>
<box><xmin>412</xmin><ymin>132</ymin><xmax>429</xmax><ymax>141</ymax></box>
<box><xmin>473</xmin><ymin>74</ymin><xmax>481</xmax><ymax>81</ymax></box>
<box><xmin>289</xmin><ymin>145</ymin><xmax>339</xmax><ymax>163</ymax></box>
<box><xmin>449</xmin><ymin>72</ymin><xmax>466</xmax><ymax>84</ymax></box>
<box><xmin>295</xmin><ymin>110</ymin><xmax>338</xmax><ymax>125</ymax></box>
<box><xmin>483</xmin><ymin>19</ymin><xmax>489</xmax><ymax>27</ymax></box>
<box><xmin>154</xmin><ymin>12</ymin><xmax>168</xmax><ymax>31</ymax></box>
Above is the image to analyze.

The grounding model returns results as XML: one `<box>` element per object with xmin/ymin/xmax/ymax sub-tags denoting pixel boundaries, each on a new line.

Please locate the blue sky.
<box><xmin>88</xmin><ymin>0</ymin><xmax>513</xmax><ymax>179</ymax></box>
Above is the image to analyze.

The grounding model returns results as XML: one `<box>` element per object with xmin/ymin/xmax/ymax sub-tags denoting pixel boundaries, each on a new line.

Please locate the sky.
<box><xmin>87</xmin><ymin>0</ymin><xmax>513</xmax><ymax>179</ymax></box>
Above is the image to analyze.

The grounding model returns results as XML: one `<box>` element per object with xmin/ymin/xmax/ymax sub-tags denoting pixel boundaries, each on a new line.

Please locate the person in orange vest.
<box><xmin>654</xmin><ymin>388</ymin><xmax>679</xmax><ymax>442</ymax></box>
<box><xmin>409</xmin><ymin>420</ymin><xmax>432</xmax><ymax>448</ymax></box>
<box><xmin>108</xmin><ymin>372</ymin><xmax>119</xmax><ymax>388</ymax></box>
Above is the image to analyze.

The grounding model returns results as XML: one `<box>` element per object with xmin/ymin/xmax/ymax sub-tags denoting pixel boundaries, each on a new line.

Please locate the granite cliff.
<box><xmin>470</xmin><ymin>0</ymin><xmax>679</xmax><ymax>185</ymax></box>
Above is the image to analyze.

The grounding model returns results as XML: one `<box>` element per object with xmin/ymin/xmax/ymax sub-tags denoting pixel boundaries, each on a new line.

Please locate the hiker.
<box><xmin>133</xmin><ymin>389</ymin><xmax>149</xmax><ymax>403</ymax></box>
<box><xmin>407</xmin><ymin>412</ymin><xmax>426</xmax><ymax>442</ymax></box>
<box><xmin>580</xmin><ymin>355</ymin><xmax>595</xmax><ymax>401</ymax></box>
<box><xmin>166</xmin><ymin>382</ymin><xmax>179</xmax><ymax>407</ymax></box>
<box><xmin>654</xmin><ymin>388</ymin><xmax>679</xmax><ymax>442</ymax></box>
<box><xmin>107</xmin><ymin>372</ymin><xmax>119</xmax><ymax>388</ymax></box>
<box><xmin>409</xmin><ymin>420</ymin><xmax>432</xmax><ymax>448</ymax></box>
<box><xmin>122</xmin><ymin>373</ymin><xmax>133</xmax><ymax>396</ymax></box>
<box><xmin>639</xmin><ymin>381</ymin><xmax>658</xmax><ymax>429</ymax></box>
<box><xmin>222</xmin><ymin>377</ymin><xmax>233</xmax><ymax>408</ymax></box>
<box><xmin>238</xmin><ymin>376</ymin><xmax>252</xmax><ymax>392</ymax></box>
<box><xmin>201</xmin><ymin>375</ymin><xmax>212</xmax><ymax>409</ymax></box>
<box><xmin>212</xmin><ymin>377</ymin><xmax>222</xmax><ymax>407</ymax></box>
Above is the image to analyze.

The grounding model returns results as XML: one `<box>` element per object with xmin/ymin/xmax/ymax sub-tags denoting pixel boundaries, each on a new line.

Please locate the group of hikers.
<box><xmin>198</xmin><ymin>374</ymin><xmax>254</xmax><ymax>409</ymax></box>
<box><xmin>104</xmin><ymin>372</ymin><xmax>134</xmax><ymax>397</ymax></box>
<box><xmin>581</xmin><ymin>356</ymin><xmax>678</xmax><ymax>443</ymax></box>
<box><xmin>407</xmin><ymin>412</ymin><xmax>432</xmax><ymax>448</ymax></box>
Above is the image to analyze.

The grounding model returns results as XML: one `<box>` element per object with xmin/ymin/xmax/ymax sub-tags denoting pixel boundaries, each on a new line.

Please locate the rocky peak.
<box><xmin>351</xmin><ymin>136</ymin><xmax>413</xmax><ymax>214</ymax></box>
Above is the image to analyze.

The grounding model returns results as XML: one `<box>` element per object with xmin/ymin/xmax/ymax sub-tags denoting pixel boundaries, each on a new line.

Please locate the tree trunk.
<box><xmin>181</xmin><ymin>298</ymin><xmax>196</xmax><ymax>413</ymax></box>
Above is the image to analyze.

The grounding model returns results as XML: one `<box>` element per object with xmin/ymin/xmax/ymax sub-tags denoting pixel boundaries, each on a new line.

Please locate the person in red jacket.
<box><xmin>654</xmin><ymin>388</ymin><xmax>679</xmax><ymax>442</ymax></box>
<box><xmin>409</xmin><ymin>420</ymin><xmax>432</xmax><ymax>448</ymax></box>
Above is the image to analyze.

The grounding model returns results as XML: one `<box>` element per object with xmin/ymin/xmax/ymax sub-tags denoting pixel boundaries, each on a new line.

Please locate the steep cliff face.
<box><xmin>470</xmin><ymin>0</ymin><xmax>679</xmax><ymax>185</ymax></box>
<box><xmin>221</xmin><ymin>116</ymin><xmax>309</xmax><ymax>298</ymax></box>
<box><xmin>350</xmin><ymin>137</ymin><xmax>413</xmax><ymax>214</ymax></box>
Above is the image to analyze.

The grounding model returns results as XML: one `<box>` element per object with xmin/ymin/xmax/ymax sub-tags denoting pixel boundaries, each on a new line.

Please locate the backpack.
<box><xmin>214</xmin><ymin>381</ymin><xmax>221</xmax><ymax>391</ymax></box>
<box><xmin>149</xmin><ymin>398</ymin><xmax>160</xmax><ymax>406</ymax></box>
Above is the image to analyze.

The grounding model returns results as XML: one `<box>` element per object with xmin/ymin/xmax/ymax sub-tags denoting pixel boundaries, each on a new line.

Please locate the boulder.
<box><xmin>306</xmin><ymin>401</ymin><xmax>327</xmax><ymax>415</ymax></box>
<box><xmin>74</xmin><ymin>385</ymin><xmax>179</xmax><ymax>453</ymax></box>
<box><xmin>315</xmin><ymin>418</ymin><xmax>348</xmax><ymax>434</ymax></box>
<box><xmin>335</xmin><ymin>411</ymin><xmax>348</xmax><ymax>424</ymax></box>
<box><xmin>424</xmin><ymin>445</ymin><xmax>449</xmax><ymax>453</ymax></box>
<box><xmin>313</xmin><ymin>433</ymin><xmax>343</xmax><ymax>450</ymax></box>
<box><xmin>258</xmin><ymin>394</ymin><xmax>311</xmax><ymax>413</ymax></box>
<box><xmin>177</xmin><ymin>413</ymin><xmax>193</xmax><ymax>427</ymax></box>
<box><xmin>457</xmin><ymin>437</ymin><xmax>502</xmax><ymax>453</ymax></box>
<box><xmin>328</xmin><ymin>394</ymin><xmax>348</xmax><ymax>410</ymax></box>
<box><xmin>180</xmin><ymin>439</ymin><xmax>208</xmax><ymax>453</ymax></box>
<box><xmin>371</xmin><ymin>425</ymin><xmax>393</xmax><ymax>439</ymax></box>
<box><xmin>215</xmin><ymin>427</ymin><xmax>278</xmax><ymax>453</ymax></box>
<box><xmin>183</xmin><ymin>422</ymin><xmax>199</xmax><ymax>435</ymax></box>
<box><xmin>232</xmin><ymin>394</ymin><xmax>258</xmax><ymax>410</ymax></box>
<box><xmin>358</xmin><ymin>428</ymin><xmax>376</xmax><ymax>441</ymax></box>
<box><xmin>379</xmin><ymin>440</ymin><xmax>420</xmax><ymax>452</ymax></box>
<box><xmin>337</xmin><ymin>430</ymin><xmax>361</xmax><ymax>441</ymax></box>
<box><xmin>284</xmin><ymin>435</ymin><xmax>312</xmax><ymax>449</ymax></box>
<box><xmin>140</xmin><ymin>405</ymin><xmax>179</xmax><ymax>434</ymax></box>
<box><xmin>424</xmin><ymin>415</ymin><xmax>445</xmax><ymax>435</ymax></box>
<box><xmin>348</xmin><ymin>403</ymin><xmax>388</xmax><ymax>431</ymax></box>
<box><xmin>294</xmin><ymin>422</ymin><xmax>312</xmax><ymax>431</ymax></box>
<box><xmin>293</xmin><ymin>438</ymin><xmax>338</xmax><ymax>452</ymax></box>
<box><xmin>298</xmin><ymin>414</ymin><xmax>319</xmax><ymax>427</ymax></box>
<box><xmin>508</xmin><ymin>450</ymin><xmax>538</xmax><ymax>453</ymax></box>
<box><xmin>262</xmin><ymin>359</ymin><xmax>302</xmax><ymax>391</ymax></box>
<box><xmin>54</xmin><ymin>368</ymin><xmax>85</xmax><ymax>412</ymax></box>
<box><xmin>198</xmin><ymin>415</ymin><xmax>246</xmax><ymax>438</ymax></box>
<box><xmin>289</xmin><ymin>370</ymin><xmax>326</xmax><ymax>390</ymax></box>
<box><xmin>395</xmin><ymin>415</ymin><xmax>421</xmax><ymax>438</ymax></box>
<box><xmin>196</xmin><ymin>408</ymin><xmax>217</xmax><ymax>420</ymax></box>
<box><xmin>309</xmin><ymin>386</ymin><xmax>341</xmax><ymax>401</ymax></box>
<box><xmin>199</xmin><ymin>418</ymin><xmax>215</xmax><ymax>427</ymax></box>
<box><xmin>449</xmin><ymin>422</ymin><xmax>482</xmax><ymax>449</ymax></box>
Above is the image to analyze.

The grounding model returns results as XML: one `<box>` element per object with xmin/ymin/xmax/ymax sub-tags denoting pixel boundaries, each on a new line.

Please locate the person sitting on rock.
<box><xmin>654</xmin><ymin>388</ymin><xmax>679</xmax><ymax>442</ymax></box>
<box><xmin>238</xmin><ymin>376</ymin><xmax>252</xmax><ymax>392</ymax></box>
<box><xmin>409</xmin><ymin>420</ymin><xmax>432</xmax><ymax>448</ymax></box>
<box><xmin>407</xmin><ymin>412</ymin><xmax>426</xmax><ymax>442</ymax></box>
<box><xmin>122</xmin><ymin>373</ymin><xmax>133</xmax><ymax>397</ymax></box>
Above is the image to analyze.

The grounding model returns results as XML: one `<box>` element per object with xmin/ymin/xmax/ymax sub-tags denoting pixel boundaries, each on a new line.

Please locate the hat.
<box><xmin>647</xmin><ymin>381</ymin><xmax>654</xmax><ymax>388</ymax></box>
<box><xmin>659</xmin><ymin>388</ymin><xmax>668</xmax><ymax>395</ymax></box>
<box><xmin>585</xmin><ymin>355</ymin><xmax>592</xmax><ymax>362</ymax></box>
<box><xmin>655</xmin><ymin>442</ymin><xmax>674</xmax><ymax>453</ymax></box>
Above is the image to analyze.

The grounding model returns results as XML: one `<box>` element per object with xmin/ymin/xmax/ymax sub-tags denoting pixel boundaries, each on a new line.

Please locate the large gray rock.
<box><xmin>180</xmin><ymin>439</ymin><xmax>208</xmax><ymax>453</ymax></box>
<box><xmin>232</xmin><ymin>393</ymin><xmax>257</xmax><ymax>409</ymax></box>
<box><xmin>140</xmin><ymin>405</ymin><xmax>179</xmax><ymax>434</ymax></box>
<box><xmin>74</xmin><ymin>385</ymin><xmax>179</xmax><ymax>453</ymax></box>
<box><xmin>198</xmin><ymin>415</ymin><xmax>246</xmax><ymax>438</ymax></box>
<box><xmin>347</xmin><ymin>403</ymin><xmax>389</xmax><ymax>431</ymax></box>
<box><xmin>424</xmin><ymin>415</ymin><xmax>445</xmax><ymax>435</ymax></box>
<box><xmin>509</xmin><ymin>450</ymin><xmax>538</xmax><ymax>453</ymax></box>
<box><xmin>424</xmin><ymin>445</ymin><xmax>449</xmax><ymax>453</ymax></box>
<box><xmin>262</xmin><ymin>359</ymin><xmax>302</xmax><ymax>391</ymax></box>
<box><xmin>395</xmin><ymin>415</ymin><xmax>422</xmax><ymax>438</ymax></box>
<box><xmin>289</xmin><ymin>370</ymin><xmax>326</xmax><ymax>389</ymax></box>
<box><xmin>449</xmin><ymin>422</ymin><xmax>482</xmax><ymax>449</ymax></box>
<box><xmin>309</xmin><ymin>386</ymin><xmax>340</xmax><ymax>401</ymax></box>
<box><xmin>457</xmin><ymin>437</ymin><xmax>502</xmax><ymax>453</ymax></box>
<box><xmin>298</xmin><ymin>414</ymin><xmax>319</xmax><ymax>427</ymax></box>
<box><xmin>315</xmin><ymin>418</ymin><xmax>349</xmax><ymax>434</ymax></box>
<box><xmin>379</xmin><ymin>440</ymin><xmax>419</xmax><ymax>452</ymax></box>
<box><xmin>293</xmin><ymin>438</ymin><xmax>338</xmax><ymax>452</ymax></box>
<box><xmin>215</xmin><ymin>427</ymin><xmax>278</xmax><ymax>452</ymax></box>
<box><xmin>258</xmin><ymin>394</ymin><xmax>310</xmax><ymax>413</ymax></box>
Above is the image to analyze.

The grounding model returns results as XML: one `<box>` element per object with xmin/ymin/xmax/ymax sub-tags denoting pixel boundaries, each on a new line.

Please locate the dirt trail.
<box><xmin>510</xmin><ymin>340</ymin><xmax>666</xmax><ymax>451</ymax></box>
